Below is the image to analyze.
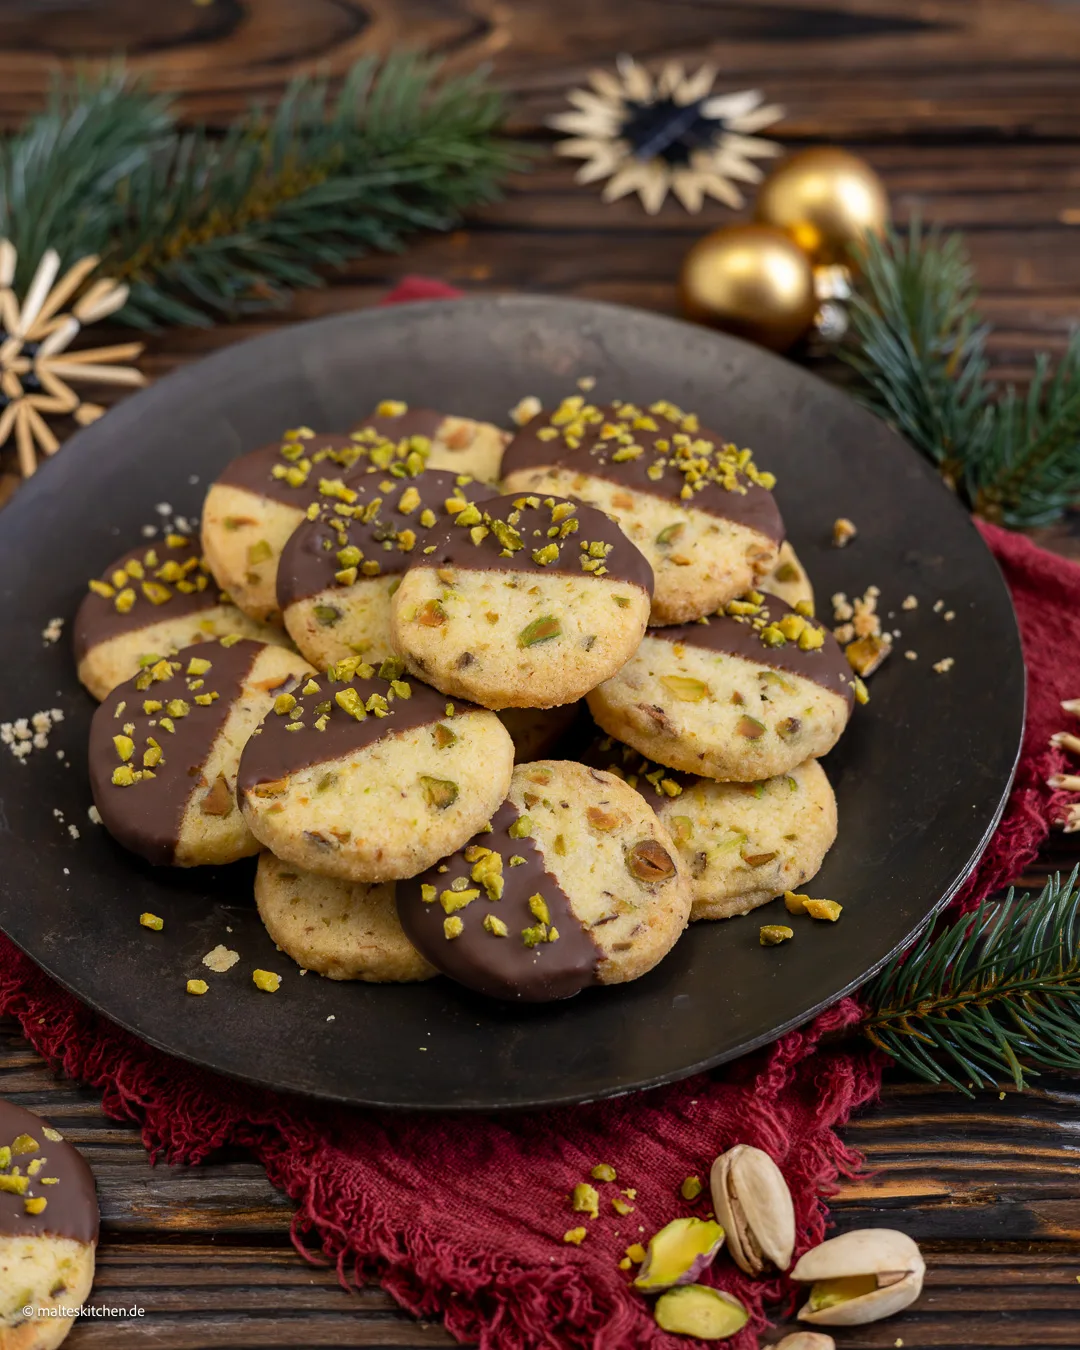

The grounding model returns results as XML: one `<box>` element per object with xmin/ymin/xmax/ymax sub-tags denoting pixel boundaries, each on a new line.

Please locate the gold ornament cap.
<box><xmin>679</xmin><ymin>223</ymin><xmax>817</xmax><ymax>353</ymax></box>
<box><xmin>755</xmin><ymin>147</ymin><xmax>889</xmax><ymax>266</ymax></box>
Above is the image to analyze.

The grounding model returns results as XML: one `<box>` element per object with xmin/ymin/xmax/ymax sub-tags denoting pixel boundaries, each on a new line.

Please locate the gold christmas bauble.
<box><xmin>755</xmin><ymin>147</ymin><xmax>889</xmax><ymax>266</ymax></box>
<box><xmin>679</xmin><ymin>224</ymin><xmax>817</xmax><ymax>353</ymax></box>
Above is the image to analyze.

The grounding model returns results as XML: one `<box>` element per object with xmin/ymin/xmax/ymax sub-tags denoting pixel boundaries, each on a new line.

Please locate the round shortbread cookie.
<box><xmin>389</xmin><ymin>493</ymin><xmax>653</xmax><ymax>710</ymax></box>
<box><xmin>236</xmin><ymin>656</ymin><xmax>514</xmax><ymax>882</ymax></box>
<box><xmin>276</xmin><ymin>467</ymin><xmax>498</xmax><ymax>669</ymax></box>
<box><xmin>201</xmin><ymin>430</ymin><xmax>374</xmax><ymax>624</ymax></box>
<box><xmin>254</xmin><ymin>851</ymin><xmax>436</xmax><ymax>982</ymax></box>
<box><xmin>88</xmin><ymin>639</ymin><xmax>315</xmax><ymax>867</ymax></box>
<box><xmin>586</xmin><ymin>595</ymin><xmax>855</xmax><ymax>782</ymax></box>
<box><xmin>396</xmin><ymin>760</ymin><xmax>691</xmax><ymax>1001</ymax></box>
<box><xmin>588</xmin><ymin>739</ymin><xmax>837</xmax><ymax>920</ymax></box>
<box><xmin>74</xmin><ymin>536</ymin><xmax>287</xmax><ymax>701</ymax></box>
<box><xmin>501</xmin><ymin>398</ymin><xmax>783</xmax><ymax>625</ymax></box>
<box><xmin>760</xmin><ymin>541</ymin><xmax>815</xmax><ymax>611</ymax></box>
<box><xmin>0</xmin><ymin>1101</ymin><xmax>98</xmax><ymax>1350</ymax></box>
<box><xmin>353</xmin><ymin>402</ymin><xmax>510</xmax><ymax>483</ymax></box>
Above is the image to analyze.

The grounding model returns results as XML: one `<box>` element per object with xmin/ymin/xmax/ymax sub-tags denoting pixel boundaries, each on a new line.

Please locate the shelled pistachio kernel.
<box><xmin>252</xmin><ymin>969</ymin><xmax>282</xmax><ymax>992</ymax></box>
<box><xmin>186</xmin><ymin>979</ymin><xmax>209</xmax><ymax>996</ymax></box>
<box><xmin>140</xmin><ymin>913</ymin><xmax>164</xmax><ymax>931</ymax></box>
<box><xmin>760</xmin><ymin>924</ymin><xmax>795</xmax><ymax>945</ymax></box>
<box><xmin>571</xmin><ymin>1183</ymin><xmax>600</xmax><ymax>1219</ymax></box>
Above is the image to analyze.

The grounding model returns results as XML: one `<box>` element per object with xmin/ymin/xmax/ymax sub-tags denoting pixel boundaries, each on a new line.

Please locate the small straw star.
<box><xmin>0</xmin><ymin>240</ymin><xmax>146</xmax><ymax>477</ymax></box>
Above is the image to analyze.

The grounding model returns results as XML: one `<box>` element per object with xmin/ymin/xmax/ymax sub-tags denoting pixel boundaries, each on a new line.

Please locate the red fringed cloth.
<box><xmin>1</xmin><ymin>279</ymin><xmax>1078</xmax><ymax>1349</ymax></box>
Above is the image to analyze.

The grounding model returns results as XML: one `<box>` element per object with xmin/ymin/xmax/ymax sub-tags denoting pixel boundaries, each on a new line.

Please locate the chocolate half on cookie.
<box><xmin>587</xmin><ymin>594</ymin><xmax>856</xmax><ymax>782</ymax></box>
<box><xmin>73</xmin><ymin>535</ymin><xmax>287</xmax><ymax>701</ymax></box>
<box><xmin>397</xmin><ymin>760</ymin><xmax>691</xmax><ymax>1001</ymax></box>
<box><xmin>389</xmin><ymin>492</ymin><xmax>653</xmax><ymax>710</ymax></box>
<box><xmin>502</xmin><ymin>398</ymin><xmax>784</xmax><ymax>625</ymax></box>
<box><xmin>0</xmin><ymin>1100</ymin><xmax>99</xmax><ymax>1350</ymax></box>
<box><xmin>88</xmin><ymin>639</ymin><xmax>314</xmax><ymax>866</ymax></box>
<box><xmin>236</xmin><ymin>657</ymin><xmax>514</xmax><ymax>883</ymax></box>
<box><xmin>276</xmin><ymin>467</ymin><xmax>499</xmax><ymax>670</ymax></box>
<box><xmin>354</xmin><ymin>400</ymin><xmax>510</xmax><ymax>483</ymax></box>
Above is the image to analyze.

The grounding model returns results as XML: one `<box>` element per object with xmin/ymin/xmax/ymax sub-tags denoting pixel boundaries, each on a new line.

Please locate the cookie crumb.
<box><xmin>944</xmin><ymin>610</ymin><xmax>955</xmax><ymax>621</ymax></box>
<box><xmin>831</xmin><ymin>517</ymin><xmax>858</xmax><ymax>547</ymax></box>
<box><xmin>933</xmin><ymin>599</ymin><xmax>944</xmax><ymax>613</ymax></box>
<box><xmin>41</xmin><ymin>617</ymin><xmax>64</xmax><ymax>645</ymax></box>
<box><xmin>202</xmin><ymin>945</ymin><xmax>240</xmax><ymax>973</ymax></box>
<box><xmin>901</xmin><ymin>594</ymin><xmax>918</xmax><ymax>610</ymax></box>
<box><xmin>88</xmin><ymin>805</ymin><xmax>101</xmax><ymax>824</ymax></box>
<box><xmin>67</xmin><ymin>824</ymin><xmax>79</xmax><ymax>840</ymax></box>
<box><xmin>904</xmin><ymin>650</ymin><xmax>918</xmax><ymax>661</ymax></box>
<box><xmin>1</xmin><ymin>708</ymin><xmax>64</xmax><ymax>763</ymax></box>
<box><xmin>509</xmin><ymin>395</ymin><xmax>542</xmax><ymax>427</ymax></box>
<box><xmin>577</xmin><ymin>375</ymin><xmax>597</xmax><ymax>391</ymax></box>
<box><xmin>933</xmin><ymin>657</ymin><xmax>955</xmax><ymax>674</ymax></box>
<box><xmin>327</xmin><ymin>1014</ymin><xmax>336</xmax><ymax>1022</ymax></box>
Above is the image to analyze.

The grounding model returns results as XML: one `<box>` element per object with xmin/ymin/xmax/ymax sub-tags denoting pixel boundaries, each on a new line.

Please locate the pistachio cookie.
<box><xmin>354</xmin><ymin>401</ymin><xmax>510</xmax><ymax>483</ymax></box>
<box><xmin>397</xmin><ymin>760</ymin><xmax>691</xmax><ymax>1000</ymax></box>
<box><xmin>587</xmin><ymin>595</ymin><xmax>855</xmax><ymax>782</ymax></box>
<box><xmin>0</xmin><ymin>1100</ymin><xmax>98</xmax><ymax>1350</ymax></box>
<box><xmin>74</xmin><ymin>536</ymin><xmax>286</xmax><ymax>701</ymax></box>
<box><xmin>389</xmin><ymin>493</ymin><xmax>653</xmax><ymax>710</ymax></box>
<box><xmin>276</xmin><ymin>467</ymin><xmax>498</xmax><ymax>669</ymax></box>
<box><xmin>761</xmin><ymin>541</ymin><xmax>814</xmax><ymax>611</ymax></box>
<box><xmin>254</xmin><ymin>851</ymin><xmax>436</xmax><ymax>982</ymax></box>
<box><xmin>237</xmin><ymin>657</ymin><xmax>514</xmax><ymax>882</ymax></box>
<box><xmin>201</xmin><ymin>429</ymin><xmax>373</xmax><ymax>624</ymax></box>
<box><xmin>590</xmin><ymin>740</ymin><xmax>837</xmax><ymax>920</ymax></box>
<box><xmin>501</xmin><ymin>398</ymin><xmax>783</xmax><ymax>625</ymax></box>
<box><xmin>88</xmin><ymin>640</ymin><xmax>314</xmax><ymax>867</ymax></box>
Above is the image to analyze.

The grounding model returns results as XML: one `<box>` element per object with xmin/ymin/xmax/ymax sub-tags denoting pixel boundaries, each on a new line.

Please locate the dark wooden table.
<box><xmin>1</xmin><ymin>2</ymin><xmax>1079</xmax><ymax>1346</ymax></box>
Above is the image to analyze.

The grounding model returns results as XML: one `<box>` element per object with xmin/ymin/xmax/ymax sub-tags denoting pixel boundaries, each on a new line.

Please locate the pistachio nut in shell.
<box><xmin>634</xmin><ymin>1217</ymin><xmax>725</xmax><ymax>1293</ymax></box>
<box><xmin>774</xmin><ymin>1335</ymin><xmax>836</xmax><ymax>1350</ymax></box>
<box><xmin>654</xmin><ymin>1285</ymin><xmax>748</xmax><ymax>1339</ymax></box>
<box><xmin>792</xmin><ymin>1228</ymin><xmax>925</xmax><ymax>1326</ymax></box>
<box><xmin>709</xmin><ymin>1144</ymin><xmax>795</xmax><ymax>1276</ymax></box>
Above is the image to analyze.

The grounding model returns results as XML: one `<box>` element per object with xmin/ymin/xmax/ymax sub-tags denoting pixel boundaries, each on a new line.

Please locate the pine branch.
<box><xmin>843</xmin><ymin>224</ymin><xmax>1080</xmax><ymax>527</ymax></box>
<box><xmin>863</xmin><ymin>868</ymin><xmax>1080</xmax><ymax>1096</ymax></box>
<box><xmin>105</xmin><ymin>54</ymin><xmax>523</xmax><ymax>328</ymax></box>
<box><xmin>0</xmin><ymin>72</ymin><xmax>173</xmax><ymax>284</ymax></box>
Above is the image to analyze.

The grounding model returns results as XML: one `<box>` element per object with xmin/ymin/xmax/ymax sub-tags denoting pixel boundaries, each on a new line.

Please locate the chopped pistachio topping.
<box><xmin>572</xmin><ymin>1182</ymin><xmax>600</xmax><ymax>1219</ymax></box>
<box><xmin>186</xmin><ymin>979</ymin><xmax>209</xmax><ymax>996</ymax></box>
<box><xmin>140</xmin><ymin>913</ymin><xmax>164</xmax><ymax>931</ymax></box>
<box><xmin>252</xmin><ymin>969</ymin><xmax>282</xmax><ymax>992</ymax></box>
<box><xmin>443</xmin><ymin>916</ymin><xmax>464</xmax><ymax>940</ymax></box>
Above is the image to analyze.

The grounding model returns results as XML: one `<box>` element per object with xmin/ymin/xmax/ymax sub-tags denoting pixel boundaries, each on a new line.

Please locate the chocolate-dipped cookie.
<box><xmin>201</xmin><ymin>429</ymin><xmax>380</xmax><ymax>624</ymax></box>
<box><xmin>501</xmin><ymin>398</ymin><xmax>783</xmax><ymax>625</ymax></box>
<box><xmin>276</xmin><ymin>467</ymin><xmax>498</xmax><ymax>670</ymax></box>
<box><xmin>397</xmin><ymin>760</ymin><xmax>691</xmax><ymax>1001</ymax></box>
<box><xmin>0</xmin><ymin>1100</ymin><xmax>99</xmax><ymax>1350</ymax></box>
<box><xmin>353</xmin><ymin>400</ymin><xmax>510</xmax><ymax>483</ymax></box>
<box><xmin>254</xmin><ymin>851</ymin><xmax>437</xmax><ymax>982</ymax></box>
<box><xmin>586</xmin><ymin>594</ymin><xmax>855</xmax><ymax>782</ymax></box>
<box><xmin>590</xmin><ymin>738</ymin><xmax>837</xmax><ymax>920</ymax></box>
<box><xmin>236</xmin><ymin>657</ymin><xmax>514</xmax><ymax>882</ymax></box>
<box><xmin>89</xmin><ymin>639</ymin><xmax>315</xmax><ymax>867</ymax></box>
<box><xmin>760</xmin><ymin>541</ymin><xmax>815</xmax><ymax>612</ymax></box>
<box><xmin>388</xmin><ymin>492</ymin><xmax>653</xmax><ymax>710</ymax></box>
<box><xmin>74</xmin><ymin>536</ymin><xmax>287</xmax><ymax>701</ymax></box>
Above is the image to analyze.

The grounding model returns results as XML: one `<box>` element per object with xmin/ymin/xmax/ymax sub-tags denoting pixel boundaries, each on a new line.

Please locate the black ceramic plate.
<box><xmin>0</xmin><ymin>297</ymin><xmax>1023</xmax><ymax>1111</ymax></box>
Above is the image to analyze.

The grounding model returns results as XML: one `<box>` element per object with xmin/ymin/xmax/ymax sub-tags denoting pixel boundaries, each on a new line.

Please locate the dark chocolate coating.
<box><xmin>237</xmin><ymin>669</ymin><xmax>475</xmax><ymax>789</ymax></box>
<box><xmin>213</xmin><ymin>433</ymin><xmax>366</xmax><ymax>507</ymax></box>
<box><xmin>353</xmin><ymin>407</ymin><xmax>448</xmax><ymax>443</ymax></box>
<box><xmin>650</xmin><ymin>596</ymin><xmax>856</xmax><ymax>709</ymax></box>
<box><xmin>397</xmin><ymin>799</ymin><xmax>602</xmax><ymax>1002</ymax></box>
<box><xmin>73</xmin><ymin>538</ymin><xmax>222</xmax><ymax>663</ymax></box>
<box><xmin>0</xmin><ymin>1099</ymin><xmax>99</xmax><ymax>1244</ymax></box>
<box><xmin>88</xmin><ymin>639</ymin><xmax>268</xmax><ymax>865</ymax></box>
<box><xmin>503</xmin><ymin>402</ymin><xmax>783</xmax><ymax>543</ymax></box>
<box><xmin>582</xmin><ymin>734</ymin><xmax>697</xmax><ymax>808</ymax></box>
<box><xmin>409</xmin><ymin>493</ymin><xmax>654</xmax><ymax>596</ymax></box>
<box><xmin>276</xmin><ymin>469</ymin><xmax>499</xmax><ymax>608</ymax></box>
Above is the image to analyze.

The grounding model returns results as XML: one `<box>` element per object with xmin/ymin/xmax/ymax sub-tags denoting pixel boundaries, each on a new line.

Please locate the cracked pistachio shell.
<box><xmin>792</xmin><ymin>1228</ymin><xmax>925</xmax><ymax>1326</ymax></box>
<box><xmin>634</xmin><ymin>1217</ymin><xmax>726</xmax><ymax>1293</ymax></box>
<box><xmin>709</xmin><ymin>1144</ymin><xmax>795</xmax><ymax>1276</ymax></box>
<box><xmin>774</xmin><ymin>1335</ymin><xmax>836</xmax><ymax>1350</ymax></box>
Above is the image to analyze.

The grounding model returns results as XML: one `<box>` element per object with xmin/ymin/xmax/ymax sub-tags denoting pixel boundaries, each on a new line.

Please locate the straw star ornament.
<box><xmin>550</xmin><ymin>56</ymin><xmax>784</xmax><ymax>215</ymax></box>
<box><xmin>0</xmin><ymin>241</ymin><xmax>146</xmax><ymax>477</ymax></box>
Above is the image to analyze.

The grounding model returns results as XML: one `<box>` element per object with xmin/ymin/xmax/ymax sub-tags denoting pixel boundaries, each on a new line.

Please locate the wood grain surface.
<box><xmin>0</xmin><ymin>1</ymin><xmax>1079</xmax><ymax>1346</ymax></box>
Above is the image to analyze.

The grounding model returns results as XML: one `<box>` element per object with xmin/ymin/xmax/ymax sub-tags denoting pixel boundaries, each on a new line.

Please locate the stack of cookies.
<box><xmin>77</xmin><ymin>397</ymin><xmax>858</xmax><ymax>1003</ymax></box>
